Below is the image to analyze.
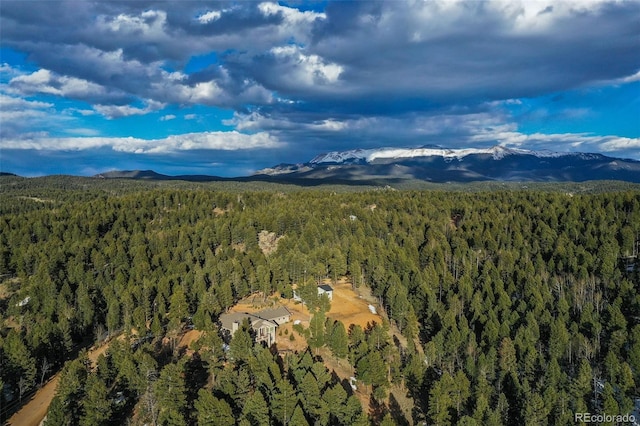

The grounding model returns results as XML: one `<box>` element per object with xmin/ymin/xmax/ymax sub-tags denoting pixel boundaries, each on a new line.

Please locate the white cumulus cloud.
<box><xmin>94</xmin><ymin>100</ymin><xmax>166</xmax><ymax>119</ymax></box>
<box><xmin>9</xmin><ymin>69</ymin><xmax>111</xmax><ymax>99</ymax></box>
<box><xmin>197</xmin><ymin>10</ymin><xmax>222</xmax><ymax>24</ymax></box>
<box><xmin>96</xmin><ymin>10</ymin><xmax>169</xmax><ymax>42</ymax></box>
<box><xmin>269</xmin><ymin>45</ymin><xmax>343</xmax><ymax>89</ymax></box>
<box><xmin>2</xmin><ymin>131</ymin><xmax>283</xmax><ymax>153</ymax></box>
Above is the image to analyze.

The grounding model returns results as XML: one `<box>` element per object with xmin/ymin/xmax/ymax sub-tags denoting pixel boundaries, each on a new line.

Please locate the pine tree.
<box><xmin>458</xmin><ymin>416</ymin><xmax>479</xmax><ymax>425</ymax></box>
<box><xmin>195</xmin><ymin>389</ymin><xmax>234</xmax><ymax>426</ymax></box>
<box><xmin>524</xmin><ymin>392</ymin><xmax>547</xmax><ymax>426</ymax></box>
<box><xmin>231</xmin><ymin>366</ymin><xmax>252</xmax><ymax>409</ymax></box>
<box><xmin>154</xmin><ymin>363</ymin><xmax>187</xmax><ymax>426</ymax></box>
<box><xmin>328</xmin><ymin>320</ymin><xmax>349</xmax><ymax>359</ymax></box>
<box><xmin>289</xmin><ymin>404</ymin><xmax>310</xmax><ymax>426</ymax></box>
<box><xmin>250</xmin><ymin>347</ymin><xmax>278</xmax><ymax>393</ymax></box>
<box><xmin>80</xmin><ymin>375</ymin><xmax>112</xmax><ymax>426</ymax></box>
<box><xmin>168</xmin><ymin>285</ymin><xmax>189</xmax><ymax>332</ymax></box>
<box><xmin>217</xmin><ymin>280</ymin><xmax>234</xmax><ymax>312</ymax></box>
<box><xmin>44</xmin><ymin>395</ymin><xmax>68</xmax><ymax>426</ymax></box>
<box><xmin>380</xmin><ymin>413</ymin><xmax>396</xmax><ymax>426</ymax></box>
<box><xmin>3</xmin><ymin>330</ymin><xmax>37</xmax><ymax>394</ymax></box>
<box><xmin>323</xmin><ymin>384</ymin><xmax>348</xmax><ymax>423</ymax></box>
<box><xmin>403</xmin><ymin>306</ymin><xmax>419</xmax><ymax>352</ymax></box>
<box><xmin>348</xmin><ymin>324</ymin><xmax>367</xmax><ymax>365</ymax></box>
<box><xmin>308</xmin><ymin>310</ymin><xmax>326</xmax><ymax>353</ymax></box>
<box><xmin>298</xmin><ymin>371</ymin><xmax>328</xmax><ymax>424</ymax></box>
<box><xmin>452</xmin><ymin>370</ymin><xmax>471</xmax><ymax>418</ymax></box>
<box><xmin>602</xmin><ymin>384</ymin><xmax>619</xmax><ymax>425</ymax></box>
<box><xmin>311</xmin><ymin>362</ymin><xmax>331</xmax><ymax>391</ymax></box>
<box><xmin>272</xmin><ymin>378</ymin><xmax>298</xmax><ymax>426</ymax></box>
<box><xmin>54</xmin><ymin>357</ymin><xmax>89</xmax><ymax>425</ymax></box>
<box><xmin>428</xmin><ymin>372</ymin><xmax>453</xmax><ymax>426</ymax></box>
<box><xmin>570</xmin><ymin>359</ymin><xmax>592</xmax><ymax>406</ymax></box>
<box><xmin>357</xmin><ymin>350</ymin><xmax>387</xmax><ymax>394</ymax></box>
<box><xmin>106</xmin><ymin>300</ymin><xmax>120</xmax><ymax>336</ymax></box>
<box><xmin>241</xmin><ymin>391</ymin><xmax>270</xmax><ymax>426</ymax></box>
<box><xmin>340</xmin><ymin>395</ymin><xmax>367</xmax><ymax>425</ymax></box>
<box><xmin>229</xmin><ymin>320</ymin><xmax>254</xmax><ymax>364</ymax></box>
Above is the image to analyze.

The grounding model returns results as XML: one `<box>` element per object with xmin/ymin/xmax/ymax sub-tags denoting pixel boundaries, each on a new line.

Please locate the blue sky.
<box><xmin>1</xmin><ymin>0</ymin><xmax>639</xmax><ymax>177</ymax></box>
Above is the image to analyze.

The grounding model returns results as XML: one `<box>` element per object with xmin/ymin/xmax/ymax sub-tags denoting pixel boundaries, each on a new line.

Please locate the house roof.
<box><xmin>219</xmin><ymin>306</ymin><xmax>291</xmax><ymax>331</ymax></box>
<box><xmin>219</xmin><ymin>312</ymin><xmax>253</xmax><ymax>331</ymax></box>
<box><xmin>318</xmin><ymin>284</ymin><xmax>333</xmax><ymax>292</ymax></box>
<box><xmin>258</xmin><ymin>306</ymin><xmax>291</xmax><ymax>320</ymax></box>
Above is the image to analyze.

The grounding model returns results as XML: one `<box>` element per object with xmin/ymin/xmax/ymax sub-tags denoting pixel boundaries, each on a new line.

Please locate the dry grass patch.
<box><xmin>213</xmin><ymin>206</ymin><xmax>228</xmax><ymax>216</ymax></box>
<box><xmin>178</xmin><ymin>329</ymin><xmax>203</xmax><ymax>356</ymax></box>
<box><xmin>0</xmin><ymin>277</ymin><xmax>20</xmax><ymax>301</ymax></box>
<box><xmin>325</xmin><ymin>278</ymin><xmax>381</xmax><ymax>329</ymax></box>
<box><xmin>0</xmin><ymin>283</ymin><xmax>10</xmax><ymax>301</ymax></box>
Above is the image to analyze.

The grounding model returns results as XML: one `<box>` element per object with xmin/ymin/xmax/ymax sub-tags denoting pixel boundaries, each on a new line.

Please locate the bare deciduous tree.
<box><xmin>18</xmin><ymin>376</ymin><xmax>29</xmax><ymax>402</ymax></box>
<box><xmin>40</xmin><ymin>357</ymin><xmax>51</xmax><ymax>387</ymax></box>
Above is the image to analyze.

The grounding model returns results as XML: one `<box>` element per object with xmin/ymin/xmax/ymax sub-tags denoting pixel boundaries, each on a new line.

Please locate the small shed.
<box><xmin>317</xmin><ymin>284</ymin><xmax>333</xmax><ymax>301</ymax></box>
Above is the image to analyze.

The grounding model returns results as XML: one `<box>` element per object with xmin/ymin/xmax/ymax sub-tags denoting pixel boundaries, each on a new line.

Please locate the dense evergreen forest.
<box><xmin>1</xmin><ymin>176</ymin><xmax>639</xmax><ymax>425</ymax></box>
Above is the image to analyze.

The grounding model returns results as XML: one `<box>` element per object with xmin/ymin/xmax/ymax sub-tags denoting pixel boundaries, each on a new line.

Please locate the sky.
<box><xmin>1</xmin><ymin>0</ymin><xmax>639</xmax><ymax>177</ymax></box>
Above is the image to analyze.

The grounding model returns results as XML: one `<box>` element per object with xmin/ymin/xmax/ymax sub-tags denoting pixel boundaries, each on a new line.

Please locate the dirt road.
<box><xmin>7</xmin><ymin>339</ymin><xmax>115</xmax><ymax>426</ymax></box>
<box><xmin>7</xmin><ymin>375</ymin><xmax>60</xmax><ymax>426</ymax></box>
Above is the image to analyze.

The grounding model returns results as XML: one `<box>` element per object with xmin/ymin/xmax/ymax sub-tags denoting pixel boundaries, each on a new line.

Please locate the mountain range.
<box><xmin>91</xmin><ymin>145</ymin><xmax>640</xmax><ymax>184</ymax></box>
<box><xmin>253</xmin><ymin>146</ymin><xmax>640</xmax><ymax>183</ymax></box>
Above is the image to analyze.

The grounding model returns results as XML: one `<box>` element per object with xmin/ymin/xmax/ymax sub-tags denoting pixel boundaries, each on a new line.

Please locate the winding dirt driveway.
<box><xmin>8</xmin><ymin>340</ymin><xmax>113</xmax><ymax>426</ymax></box>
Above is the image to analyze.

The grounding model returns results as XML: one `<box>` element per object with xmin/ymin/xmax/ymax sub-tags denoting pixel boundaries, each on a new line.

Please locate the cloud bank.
<box><xmin>2</xmin><ymin>131</ymin><xmax>282</xmax><ymax>154</ymax></box>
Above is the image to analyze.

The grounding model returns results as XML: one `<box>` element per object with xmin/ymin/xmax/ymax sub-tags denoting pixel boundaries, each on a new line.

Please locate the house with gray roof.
<box><xmin>219</xmin><ymin>306</ymin><xmax>291</xmax><ymax>347</ymax></box>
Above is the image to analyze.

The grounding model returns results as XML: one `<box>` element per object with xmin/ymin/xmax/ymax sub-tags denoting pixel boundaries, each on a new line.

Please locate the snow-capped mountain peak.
<box><xmin>255</xmin><ymin>145</ymin><xmax>639</xmax><ymax>183</ymax></box>
<box><xmin>309</xmin><ymin>145</ymin><xmax>574</xmax><ymax>164</ymax></box>
<box><xmin>310</xmin><ymin>149</ymin><xmax>370</xmax><ymax>164</ymax></box>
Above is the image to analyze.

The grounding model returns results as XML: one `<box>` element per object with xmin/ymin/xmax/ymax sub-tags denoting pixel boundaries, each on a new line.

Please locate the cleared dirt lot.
<box><xmin>229</xmin><ymin>277</ymin><xmax>382</xmax><ymax>352</ymax></box>
<box><xmin>325</xmin><ymin>278</ymin><xmax>381</xmax><ymax>329</ymax></box>
<box><xmin>228</xmin><ymin>294</ymin><xmax>311</xmax><ymax>352</ymax></box>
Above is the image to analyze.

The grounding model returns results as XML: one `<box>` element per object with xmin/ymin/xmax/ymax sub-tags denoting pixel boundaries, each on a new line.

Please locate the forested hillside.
<box><xmin>1</xmin><ymin>178</ymin><xmax>639</xmax><ymax>425</ymax></box>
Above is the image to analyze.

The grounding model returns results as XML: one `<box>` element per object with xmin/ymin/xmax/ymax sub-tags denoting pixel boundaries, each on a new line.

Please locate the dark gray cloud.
<box><xmin>4</xmin><ymin>1</ymin><xmax>638</xmax><ymax>111</ymax></box>
<box><xmin>305</xmin><ymin>1</ymin><xmax>639</xmax><ymax>101</ymax></box>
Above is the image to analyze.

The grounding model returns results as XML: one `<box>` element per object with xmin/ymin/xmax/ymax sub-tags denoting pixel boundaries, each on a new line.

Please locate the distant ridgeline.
<box><xmin>0</xmin><ymin>183</ymin><xmax>639</xmax><ymax>425</ymax></box>
<box><xmin>255</xmin><ymin>146</ymin><xmax>640</xmax><ymax>183</ymax></box>
<box><xmin>3</xmin><ymin>145</ymin><xmax>639</xmax><ymax>186</ymax></box>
